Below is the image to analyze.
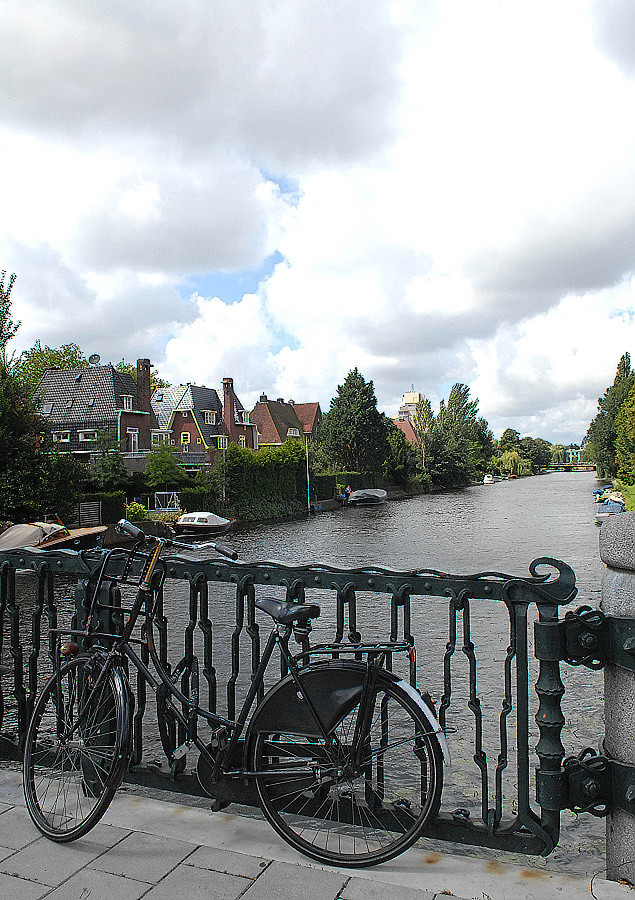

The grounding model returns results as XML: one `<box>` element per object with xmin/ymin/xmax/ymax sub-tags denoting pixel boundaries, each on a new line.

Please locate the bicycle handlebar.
<box><xmin>116</xmin><ymin>519</ymin><xmax>240</xmax><ymax>561</ymax></box>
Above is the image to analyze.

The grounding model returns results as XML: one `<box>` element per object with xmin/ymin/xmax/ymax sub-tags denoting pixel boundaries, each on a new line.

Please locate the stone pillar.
<box><xmin>599</xmin><ymin>511</ymin><xmax>635</xmax><ymax>885</ymax></box>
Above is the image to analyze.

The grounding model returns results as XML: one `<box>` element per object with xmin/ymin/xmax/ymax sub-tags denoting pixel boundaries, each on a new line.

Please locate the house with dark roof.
<box><xmin>249</xmin><ymin>394</ymin><xmax>312</xmax><ymax>447</ymax></box>
<box><xmin>151</xmin><ymin>377</ymin><xmax>257</xmax><ymax>461</ymax></box>
<box><xmin>393</xmin><ymin>418</ymin><xmax>417</xmax><ymax>444</ymax></box>
<box><xmin>293</xmin><ymin>402</ymin><xmax>322</xmax><ymax>441</ymax></box>
<box><xmin>33</xmin><ymin>359</ymin><xmax>158</xmax><ymax>459</ymax></box>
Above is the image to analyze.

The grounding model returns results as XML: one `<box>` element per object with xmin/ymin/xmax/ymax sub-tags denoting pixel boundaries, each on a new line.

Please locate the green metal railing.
<box><xmin>0</xmin><ymin>545</ymin><xmax>579</xmax><ymax>855</ymax></box>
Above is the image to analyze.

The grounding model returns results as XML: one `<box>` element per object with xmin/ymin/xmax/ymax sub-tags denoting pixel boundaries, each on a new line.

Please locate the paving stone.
<box><xmin>186</xmin><ymin>844</ymin><xmax>270</xmax><ymax>878</ymax></box>
<box><xmin>43</xmin><ymin>867</ymin><xmax>151</xmax><ymax>900</ymax></box>
<box><xmin>90</xmin><ymin>830</ymin><xmax>195</xmax><ymax>883</ymax></box>
<box><xmin>142</xmin><ymin>862</ymin><xmax>251</xmax><ymax>899</ymax></box>
<box><xmin>241</xmin><ymin>860</ymin><xmax>348</xmax><ymax>900</ymax></box>
<box><xmin>0</xmin><ymin>824</ymin><xmax>131</xmax><ymax>886</ymax></box>
<box><xmin>0</xmin><ymin>805</ymin><xmax>41</xmax><ymax>850</ymax></box>
<box><xmin>0</xmin><ymin>871</ymin><xmax>50</xmax><ymax>899</ymax></box>
<box><xmin>341</xmin><ymin>876</ymin><xmax>437</xmax><ymax>900</ymax></box>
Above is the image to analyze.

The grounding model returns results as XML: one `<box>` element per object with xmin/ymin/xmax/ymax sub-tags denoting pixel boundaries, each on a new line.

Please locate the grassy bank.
<box><xmin>616</xmin><ymin>481</ymin><xmax>635</xmax><ymax>510</ymax></box>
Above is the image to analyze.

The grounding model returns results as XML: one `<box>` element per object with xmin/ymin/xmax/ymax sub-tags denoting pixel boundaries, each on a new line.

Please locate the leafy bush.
<box><xmin>125</xmin><ymin>501</ymin><xmax>147</xmax><ymax>521</ymax></box>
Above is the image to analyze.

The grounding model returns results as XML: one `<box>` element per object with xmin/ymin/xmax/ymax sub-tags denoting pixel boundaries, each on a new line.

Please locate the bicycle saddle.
<box><xmin>255</xmin><ymin>598</ymin><xmax>320</xmax><ymax>625</ymax></box>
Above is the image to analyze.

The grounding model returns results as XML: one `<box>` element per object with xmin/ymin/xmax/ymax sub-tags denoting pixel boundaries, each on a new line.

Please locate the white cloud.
<box><xmin>2</xmin><ymin>0</ymin><xmax>635</xmax><ymax>444</ymax></box>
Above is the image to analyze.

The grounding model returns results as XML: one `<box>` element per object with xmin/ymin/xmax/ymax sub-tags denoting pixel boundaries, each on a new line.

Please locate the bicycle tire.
<box><xmin>23</xmin><ymin>654</ymin><xmax>131</xmax><ymax>842</ymax></box>
<box><xmin>251</xmin><ymin>667</ymin><xmax>443</xmax><ymax>867</ymax></box>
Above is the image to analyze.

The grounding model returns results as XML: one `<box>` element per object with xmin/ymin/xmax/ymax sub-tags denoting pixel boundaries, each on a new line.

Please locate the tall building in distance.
<box><xmin>397</xmin><ymin>390</ymin><xmax>423</xmax><ymax>422</ymax></box>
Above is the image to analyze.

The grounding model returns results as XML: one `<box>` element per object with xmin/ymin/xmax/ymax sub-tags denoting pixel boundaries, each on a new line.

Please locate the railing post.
<box><xmin>599</xmin><ymin>511</ymin><xmax>635</xmax><ymax>885</ymax></box>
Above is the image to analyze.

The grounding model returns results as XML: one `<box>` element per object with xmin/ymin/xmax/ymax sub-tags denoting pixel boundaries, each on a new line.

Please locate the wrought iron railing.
<box><xmin>0</xmin><ymin>546</ymin><xmax>578</xmax><ymax>855</ymax></box>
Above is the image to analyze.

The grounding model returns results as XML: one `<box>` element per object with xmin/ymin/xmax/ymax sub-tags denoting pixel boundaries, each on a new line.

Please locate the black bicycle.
<box><xmin>22</xmin><ymin>520</ymin><xmax>446</xmax><ymax>867</ymax></box>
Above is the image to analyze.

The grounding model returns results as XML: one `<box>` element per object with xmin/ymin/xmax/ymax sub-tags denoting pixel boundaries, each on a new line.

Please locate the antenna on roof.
<box><xmin>88</xmin><ymin>354</ymin><xmax>100</xmax><ymax>366</ymax></box>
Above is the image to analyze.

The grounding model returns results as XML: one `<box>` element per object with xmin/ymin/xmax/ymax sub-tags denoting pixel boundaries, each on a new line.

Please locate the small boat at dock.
<box><xmin>0</xmin><ymin>522</ymin><xmax>107</xmax><ymax>551</ymax></box>
<box><xmin>172</xmin><ymin>511</ymin><xmax>234</xmax><ymax>536</ymax></box>
<box><xmin>347</xmin><ymin>489</ymin><xmax>387</xmax><ymax>507</ymax></box>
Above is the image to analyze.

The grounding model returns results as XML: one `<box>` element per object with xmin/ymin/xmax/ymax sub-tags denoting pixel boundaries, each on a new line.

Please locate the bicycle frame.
<box><xmin>51</xmin><ymin>534</ymin><xmax>415</xmax><ymax>789</ymax></box>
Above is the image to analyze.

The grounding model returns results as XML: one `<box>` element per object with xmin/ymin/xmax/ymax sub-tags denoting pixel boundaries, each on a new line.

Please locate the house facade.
<box><xmin>249</xmin><ymin>395</ymin><xmax>320</xmax><ymax>447</ymax></box>
<box><xmin>151</xmin><ymin>377</ymin><xmax>258</xmax><ymax>461</ymax></box>
<box><xmin>33</xmin><ymin>358</ymin><xmax>158</xmax><ymax>459</ymax></box>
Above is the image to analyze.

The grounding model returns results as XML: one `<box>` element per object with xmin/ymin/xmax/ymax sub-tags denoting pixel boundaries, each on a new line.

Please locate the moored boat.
<box><xmin>595</xmin><ymin>499</ymin><xmax>625</xmax><ymax>526</ymax></box>
<box><xmin>172</xmin><ymin>511</ymin><xmax>233</xmax><ymax>535</ymax></box>
<box><xmin>483</xmin><ymin>474</ymin><xmax>494</xmax><ymax>485</ymax></box>
<box><xmin>347</xmin><ymin>489</ymin><xmax>387</xmax><ymax>507</ymax></box>
<box><xmin>0</xmin><ymin>522</ymin><xmax>107</xmax><ymax>551</ymax></box>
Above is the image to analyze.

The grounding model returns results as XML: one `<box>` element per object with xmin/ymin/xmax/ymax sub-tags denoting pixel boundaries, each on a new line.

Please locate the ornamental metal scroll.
<box><xmin>0</xmin><ymin>548</ymin><xmax>577</xmax><ymax>855</ymax></box>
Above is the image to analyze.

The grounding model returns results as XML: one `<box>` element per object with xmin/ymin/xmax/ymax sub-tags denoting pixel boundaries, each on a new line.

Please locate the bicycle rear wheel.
<box><xmin>252</xmin><ymin>672</ymin><xmax>443</xmax><ymax>867</ymax></box>
<box><xmin>23</xmin><ymin>654</ymin><xmax>130</xmax><ymax>842</ymax></box>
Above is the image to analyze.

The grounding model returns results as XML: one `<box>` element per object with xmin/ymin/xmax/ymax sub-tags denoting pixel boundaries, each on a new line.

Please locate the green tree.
<box><xmin>144</xmin><ymin>445</ymin><xmax>191</xmax><ymax>490</ymax></box>
<box><xmin>616</xmin><ymin>382</ymin><xmax>635</xmax><ymax>484</ymax></box>
<box><xmin>89</xmin><ymin>432</ymin><xmax>130</xmax><ymax>492</ymax></box>
<box><xmin>499</xmin><ymin>428</ymin><xmax>522</xmax><ymax>454</ymax></box>
<box><xmin>499</xmin><ymin>450</ymin><xmax>531</xmax><ymax>477</ymax></box>
<box><xmin>318</xmin><ymin>369</ymin><xmax>389</xmax><ymax>473</ymax></box>
<box><xmin>412</xmin><ymin>384</ymin><xmax>490</xmax><ymax>487</ymax></box>
<box><xmin>15</xmin><ymin>341</ymin><xmax>87</xmax><ymax>393</ymax></box>
<box><xmin>586</xmin><ymin>353</ymin><xmax>635</xmax><ymax>478</ymax></box>
<box><xmin>0</xmin><ymin>270</ymin><xmax>18</xmax><ymax>365</ymax></box>
<box><xmin>551</xmin><ymin>444</ymin><xmax>566</xmax><ymax>465</ymax></box>
<box><xmin>519</xmin><ymin>436</ymin><xmax>552</xmax><ymax>473</ymax></box>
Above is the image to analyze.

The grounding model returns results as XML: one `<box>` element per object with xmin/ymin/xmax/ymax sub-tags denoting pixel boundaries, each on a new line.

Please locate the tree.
<box><xmin>412</xmin><ymin>384</ymin><xmax>491</xmax><ymax>487</ymax></box>
<box><xmin>498</xmin><ymin>450</ymin><xmax>531</xmax><ymax>477</ymax></box>
<box><xmin>318</xmin><ymin>369</ymin><xmax>390</xmax><ymax>473</ymax></box>
<box><xmin>14</xmin><ymin>341</ymin><xmax>87</xmax><ymax>393</ymax></box>
<box><xmin>585</xmin><ymin>353</ymin><xmax>635</xmax><ymax>478</ymax></box>
<box><xmin>0</xmin><ymin>270</ymin><xmax>18</xmax><ymax>365</ymax></box>
<box><xmin>89</xmin><ymin>432</ymin><xmax>130</xmax><ymax>492</ymax></box>
<box><xmin>519</xmin><ymin>436</ymin><xmax>552</xmax><ymax>473</ymax></box>
<box><xmin>616</xmin><ymin>382</ymin><xmax>635</xmax><ymax>484</ymax></box>
<box><xmin>499</xmin><ymin>428</ymin><xmax>522</xmax><ymax>454</ymax></box>
<box><xmin>383</xmin><ymin>426</ymin><xmax>419</xmax><ymax>485</ymax></box>
<box><xmin>144</xmin><ymin>445</ymin><xmax>191</xmax><ymax>490</ymax></box>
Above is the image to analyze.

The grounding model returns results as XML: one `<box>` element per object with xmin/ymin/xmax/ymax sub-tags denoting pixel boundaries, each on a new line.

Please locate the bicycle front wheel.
<box><xmin>252</xmin><ymin>672</ymin><xmax>443</xmax><ymax>867</ymax></box>
<box><xmin>23</xmin><ymin>654</ymin><xmax>130</xmax><ymax>842</ymax></box>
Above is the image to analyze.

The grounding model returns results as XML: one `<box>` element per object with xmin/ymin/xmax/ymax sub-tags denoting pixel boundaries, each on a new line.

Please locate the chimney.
<box><xmin>136</xmin><ymin>359</ymin><xmax>152</xmax><ymax>412</ymax></box>
<box><xmin>259</xmin><ymin>393</ymin><xmax>267</xmax><ymax>403</ymax></box>
<box><xmin>222</xmin><ymin>378</ymin><xmax>234</xmax><ymax>433</ymax></box>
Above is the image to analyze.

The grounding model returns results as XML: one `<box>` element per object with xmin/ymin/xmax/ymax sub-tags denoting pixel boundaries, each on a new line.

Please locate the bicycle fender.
<box><xmin>394</xmin><ymin>678</ymin><xmax>451</xmax><ymax>767</ymax></box>
<box><xmin>109</xmin><ymin>664</ymin><xmax>134</xmax><ymax>787</ymax></box>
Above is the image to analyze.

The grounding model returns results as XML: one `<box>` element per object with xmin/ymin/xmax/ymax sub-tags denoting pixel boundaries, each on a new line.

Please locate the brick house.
<box><xmin>151</xmin><ymin>378</ymin><xmax>258</xmax><ymax>460</ymax></box>
<box><xmin>250</xmin><ymin>395</ymin><xmax>321</xmax><ymax>448</ymax></box>
<box><xmin>33</xmin><ymin>358</ymin><xmax>158</xmax><ymax>459</ymax></box>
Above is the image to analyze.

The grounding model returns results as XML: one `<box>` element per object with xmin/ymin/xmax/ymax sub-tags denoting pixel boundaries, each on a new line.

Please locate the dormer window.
<box><xmin>204</xmin><ymin>410</ymin><xmax>216</xmax><ymax>425</ymax></box>
<box><xmin>42</xmin><ymin>403</ymin><xmax>53</xmax><ymax>416</ymax></box>
<box><xmin>287</xmin><ymin>427</ymin><xmax>300</xmax><ymax>437</ymax></box>
<box><xmin>122</xmin><ymin>395</ymin><xmax>133</xmax><ymax>410</ymax></box>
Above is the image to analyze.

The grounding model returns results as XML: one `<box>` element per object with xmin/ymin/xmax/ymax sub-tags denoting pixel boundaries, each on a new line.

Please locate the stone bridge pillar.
<box><xmin>599</xmin><ymin>511</ymin><xmax>635</xmax><ymax>885</ymax></box>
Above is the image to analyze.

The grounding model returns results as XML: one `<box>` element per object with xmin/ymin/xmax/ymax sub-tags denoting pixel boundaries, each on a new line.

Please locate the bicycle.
<box><xmin>22</xmin><ymin>519</ymin><xmax>447</xmax><ymax>867</ymax></box>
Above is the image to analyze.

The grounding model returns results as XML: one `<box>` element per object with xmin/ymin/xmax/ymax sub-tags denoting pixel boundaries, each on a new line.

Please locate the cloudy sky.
<box><xmin>2</xmin><ymin>0</ymin><xmax>635</xmax><ymax>444</ymax></box>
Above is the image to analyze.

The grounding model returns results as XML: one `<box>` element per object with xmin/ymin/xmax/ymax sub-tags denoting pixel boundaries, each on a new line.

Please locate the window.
<box><xmin>235</xmin><ymin>410</ymin><xmax>250</xmax><ymax>425</ymax></box>
<box><xmin>122</xmin><ymin>395</ymin><xmax>133</xmax><ymax>410</ymax></box>
<box><xmin>239</xmin><ymin>435</ymin><xmax>246</xmax><ymax>448</ymax></box>
<box><xmin>127</xmin><ymin>428</ymin><xmax>139</xmax><ymax>453</ymax></box>
<box><xmin>87</xmin><ymin>398</ymin><xmax>95</xmax><ymax>407</ymax></box>
<box><xmin>152</xmin><ymin>432</ymin><xmax>167</xmax><ymax>446</ymax></box>
<box><xmin>217</xmin><ymin>435</ymin><xmax>228</xmax><ymax>450</ymax></box>
<box><xmin>287</xmin><ymin>427</ymin><xmax>300</xmax><ymax>437</ymax></box>
<box><xmin>65</xmin><ymin>399</ymin><xmax>74</xmax><ymax>409</ymax></box>
<box><xmin>196</xmin><ymin>437</ymin><xmax>202</xmax><ymax>444</ymax></box>
<box><xmin>155</xmin><ymin>393</ymin><xmax>163</xmax><ymax>402</ymax></box>
<box><xmin>42</xmin><ymin>403</ymin><xmax>53</xmax><ymax>416</ymax></box>
<box><xmin>181</xmin><ymin>432</ymin><xmax>190</xmax><ymax>444</ymax></box>
<box><xmin>204</xmin><ymin>410</ymin><xmax>216</xmax><ymax>425</ymax></box>
<box><xmin>78</xmin><ymin>430</ymin><xmax>97</xmax><ymax>442</ymax></box>
<box><xmin>53</xmin><ymin>431</ymin><xmax>70</xmax><ymax>443</ymax></box>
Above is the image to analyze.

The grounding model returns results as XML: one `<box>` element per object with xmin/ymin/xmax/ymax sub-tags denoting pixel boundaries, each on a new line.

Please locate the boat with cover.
<box><xmin>0</xmin><ymin>522</ymin><xmax>107</xmax><ymax>551</ymax></box>
<box><xmin>172</xmin><ymin>511</ymin><xmax>234</xmax><ymax>535</ymax></box>
<box><xmin>347</xmin><ymin>489</ymin><xmax>387</xmax><ymax>507</ymax></box>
